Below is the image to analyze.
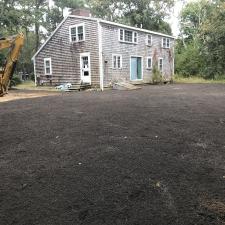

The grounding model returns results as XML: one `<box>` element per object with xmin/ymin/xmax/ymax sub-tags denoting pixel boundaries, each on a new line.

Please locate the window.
<box><xmin>158</xmin><ymin>58</ymin><xmax>163</xmax><ymax>71</ymax></box>
<box><xmin>146</xmin><ymin>34</ymin><xmax>152</xmax><ymax>46</ymax></box>
<box><xmin>69</xmin><ymin>24</ymin><xmax>85</xmax><ymax>42</ymax></box>
<box><xmin>125</xmin><ymin>30</ymin><xmax>133</xmax><ymax>42</ymax></box>
<box><xmin>119</xmin><ymin>29</ymin><xmax>124</xmax><ymax>41</ymax></box>
<box><xmin>112</xmin><ymin>54</ymin><xmax>122</xmax><ymax>69</ymax></box>
<box><xmin>133</xmin><ymin>32</ymin><xmax>138</xmax><ymax>43</ymax></box>
<box><xmin>147</xmin><ymin>57</ymin><xmax>152</xmax><ymax>69</ymax></box>
<box><xmin>70</xmin><ymin>27</ymin><xmax>77</xmax><ymax>42</ymax></box>
<box><xmin>44</xmin><ymin>58</ymin><xmax>52</xmax><ymax>75</ymax></box>
<box><xmin>162</xmin><ymin>37</ymin><xmax>170</xmax><ymax>48</ymax></box>
<box><xmin>118</xmin><ymin>29</ymin><xmax>138</xmax><ymax>44</ymax></box>
<box><xmin>77</xmin><ymin>25</ymin><xmax>84</xmax><ymax>41</ymax></box>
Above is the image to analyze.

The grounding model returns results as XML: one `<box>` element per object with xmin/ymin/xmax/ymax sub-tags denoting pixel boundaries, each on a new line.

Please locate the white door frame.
<box><xmin>80</xmin><ymin>52</ymin><xmax>91</xmax><ymax>84</ymax></box>
<box><xmin>130</xmin><ymin>55</ymin><xmax>143</xmax><ymax>81</ymax></box>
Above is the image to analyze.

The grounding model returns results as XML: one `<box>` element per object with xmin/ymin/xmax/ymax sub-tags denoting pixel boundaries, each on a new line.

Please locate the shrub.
<box><xmin>175</xmin><ymin>43</ymin><xmax>203</xmax><ymax>77</ymax></box>
<box><xmin>152</xmin><ymin>64</ymin><xmax>162</xmax><ymax>84</ymax></box>
<box><xmin>30</xmin><ymin>73</ymin><xmax>35</xmax><ymax>81</ymax></box>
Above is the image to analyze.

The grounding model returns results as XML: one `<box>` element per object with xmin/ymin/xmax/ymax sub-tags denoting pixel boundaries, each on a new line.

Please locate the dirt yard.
<box><xmin>0</xmin><ymin>84</ymin><xmax>225</xmax><ymax>225</ymax></box>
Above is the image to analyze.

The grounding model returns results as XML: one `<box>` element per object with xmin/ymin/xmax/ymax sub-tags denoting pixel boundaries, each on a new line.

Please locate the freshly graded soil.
<box><xmin>0</xmin><ymin>84</ymin><xmax>225</xmax><ymax>225</ymax></box>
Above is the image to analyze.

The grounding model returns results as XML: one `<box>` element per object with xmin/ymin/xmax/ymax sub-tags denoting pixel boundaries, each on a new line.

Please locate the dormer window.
<box><xmin>162</xmin><ymin>37</ymin><xmax>170</xmax><ymax>48</ymax></box>
<box><xmin>69</xmin><ymin>23</ymin><xmax>85</xmax><ymax>42</ymax></box>
<box><xmin>119</xmin><ymin>29</ymin><xmax>138</xmax><ymax>44</ymax></box>
<box><xmin>146</xmin><ymin>34</ymin><xmax>152</xmax><ymax>46</ymax></box>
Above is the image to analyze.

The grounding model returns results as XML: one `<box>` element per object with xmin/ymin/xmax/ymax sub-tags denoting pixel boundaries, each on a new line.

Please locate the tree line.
<box><xmin>176</xmin><ymin>0</ymin><xmax>225</xmax><ymax>79</ymax></box>
<box><xmin>1</xmin><ymin>0</ymin><xmax>225</xmax><ymax>79</ymax></box>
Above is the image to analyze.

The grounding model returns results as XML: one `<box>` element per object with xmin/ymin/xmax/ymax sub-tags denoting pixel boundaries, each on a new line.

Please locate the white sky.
<box><xmin>167</xmin><ymin>0</ymin><xmax>185</xmax><ymax>36</ymax></box>
<box><xmin>48</xmin><ymin>0</ymin><xmax>192</xmax><ymax>37</ymax></box>
<box><xmin>167</xmin><ymin>0</ymin><xmax>194</xmax><ymax>37</ymax></box>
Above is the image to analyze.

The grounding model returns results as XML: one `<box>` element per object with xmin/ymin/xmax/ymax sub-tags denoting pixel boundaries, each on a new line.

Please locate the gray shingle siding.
<box><xmin>100</xmin><ymin>22</ymin><xmax>174</xmax><ymax>87</ymax></box>
<box><xmin>34</xmin><ymin>17</ymin><xmax>100</xmax><ymax>87</ymax></box>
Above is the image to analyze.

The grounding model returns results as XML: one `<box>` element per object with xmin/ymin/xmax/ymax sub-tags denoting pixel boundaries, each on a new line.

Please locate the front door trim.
<box><xmin>80</xmin><ymin>52</ymin><xmax>91</xmax><ymax>84</ymax></box>
<box><xmin>130</xmin><ymin>55</ymin><xmax>143</xmax><ymax>81</ymax></box>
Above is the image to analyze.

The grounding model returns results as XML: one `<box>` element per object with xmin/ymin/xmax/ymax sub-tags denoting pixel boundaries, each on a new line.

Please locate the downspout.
<box><xmin>33</xmin><ymin>57</ymin><xmax>37</xmax><ymax>86</ymax></box>
<box><xmin>173</xmin><ymin>43</ymin><xmax>175</xmax><ymax>78</ymax></box>
<box><xmin>98</xmin><ymin>20</ymin><xmax>104</xmax><ymax>91</ymax></box>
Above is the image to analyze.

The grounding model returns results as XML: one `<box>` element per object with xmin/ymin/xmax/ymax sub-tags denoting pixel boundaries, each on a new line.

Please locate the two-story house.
<box><xmin>32</xmin><ymin>11</ymin><xmax>175</xmax><ymax>90</ymax></box>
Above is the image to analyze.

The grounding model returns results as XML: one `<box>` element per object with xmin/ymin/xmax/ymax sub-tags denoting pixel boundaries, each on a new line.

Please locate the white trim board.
<box><xmin>98</xmin><ymin>21</ymin><xmax>104</xmax><ymax>91</ymax></box>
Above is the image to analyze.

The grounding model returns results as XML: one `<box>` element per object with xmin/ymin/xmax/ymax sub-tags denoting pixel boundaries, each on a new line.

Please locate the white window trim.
<box><xmin>118</xmin><ymin>28</ymin><xmax>138</xmax><ymax>44</ymax></box>
<box><xmin>161</xmin><ymin>37</ymin><xmax>170</xmax><ymax>48</ymax></box>
<box><xmin>146</xmin><ymin>57</ymin><xmax>152</xmax><ymax>69</ymax></box>
<box><xmin>44</xmin><ymin>57</ymin><xmax>52</xmax><ymax>75</ymax></box>
<box><xmin>146</xmin><ymin>34</ymin><xmax>152</xmax><ymax>46</ymax></box>
<box><xmin>133</xmin><ymin>31</ymin><xmax>138</xmax><ymax>43</ymax></box>
<box><xmin>158</xmin><ymin>57</ymin><xmax>163</xmax><ymax>72</ymax></box>
<box><xmin>118</xmin><ymin>29</ymin><xmax>124</xmax><ymax>42</ymax></box>
<box><xmin>112</xmin><ymin>54</ymin><xmax>122</xmax><ymax>69</ymax></box>
<box><xmin>69</xmin><ymin>23</ymin><xmax>85</xmax><ymax>43</ymax></box>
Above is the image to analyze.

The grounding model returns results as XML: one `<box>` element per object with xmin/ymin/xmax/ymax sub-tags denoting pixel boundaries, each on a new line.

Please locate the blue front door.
<box><xmin>131</xmin><ymin>57</ymin><xmax>142</xmax><ymax>80</ymax></box>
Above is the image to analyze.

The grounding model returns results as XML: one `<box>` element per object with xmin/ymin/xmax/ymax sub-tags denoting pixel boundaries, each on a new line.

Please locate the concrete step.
<box><xmin>113</xmin><ymin>82</ymin><xmax>142</xmax><ymax>90</ymax></box>
<box><xmin>68</xmin><ymin>84</ymin><xmax>91</xmax><ymax>91</ymax></box>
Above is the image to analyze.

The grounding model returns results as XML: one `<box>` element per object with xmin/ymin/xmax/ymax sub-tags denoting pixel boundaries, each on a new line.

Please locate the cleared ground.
<box><xmin>0</xmin><ymin>84</ymin><xmax>225</xmax><ymax>225</ymax></box>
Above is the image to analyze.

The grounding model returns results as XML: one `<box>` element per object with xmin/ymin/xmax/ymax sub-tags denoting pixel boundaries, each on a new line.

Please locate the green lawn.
<box><xmin>15</xmin><ymin>80</ymin><xmax>59</xmax><ymax>92</ymax></box>
<box><xmin>174</xmin><ymin>75</ymin><xmax>225</xmax><ymax>84</ymax></box>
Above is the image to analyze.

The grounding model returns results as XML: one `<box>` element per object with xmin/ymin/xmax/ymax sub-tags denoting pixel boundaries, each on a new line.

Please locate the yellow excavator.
<box><xmin>0</xmin><ymin>33</ymin><xmax>24</xmax><ymax>96</ymax></box>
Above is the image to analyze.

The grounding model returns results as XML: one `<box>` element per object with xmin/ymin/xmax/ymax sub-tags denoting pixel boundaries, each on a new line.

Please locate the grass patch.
<box><xmin>174</xmin><ymin>75</ymin><xmax>225</xmax><ymax>84</ymax></box>
<box><xmin>15</xmin><ymin>80</ymin><xmax>59</xmax><ymax>92</ymax></box>
<box><xmin>16</xmin><ymin>80</ymin><xmax>35</xmax><ymax>89</ymax></box>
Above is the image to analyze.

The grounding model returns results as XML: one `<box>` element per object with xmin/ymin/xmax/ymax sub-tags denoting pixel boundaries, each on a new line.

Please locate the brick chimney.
<box><xmin>70</xmin><ymin>8</ymin><xmax>91</xmax><ymax>17</ymax></box>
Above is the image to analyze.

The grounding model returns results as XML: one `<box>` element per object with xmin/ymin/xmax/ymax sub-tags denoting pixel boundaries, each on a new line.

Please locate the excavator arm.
<box><xmin>0</xmin><ymin>33</ymin><xmax>24</xmax><ymax>96</ymax></box>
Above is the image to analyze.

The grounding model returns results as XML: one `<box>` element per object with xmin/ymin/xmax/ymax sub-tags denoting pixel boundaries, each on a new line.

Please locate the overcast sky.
<box><xmin>168</xmin><ymin>0</ymin><xmax>194</xmax><ymax>36</ymax></box>
<box><xmin>168</xmin><ymin>0</ymin><xmax>184</xmax><ymax>36</ymax></box>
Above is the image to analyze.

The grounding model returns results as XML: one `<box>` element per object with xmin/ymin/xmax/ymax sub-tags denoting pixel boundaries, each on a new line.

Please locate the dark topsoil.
<box><xmin>0</xmin><ymin>84</ymin><xmax>225</xmax><ymax>225</ymax></box>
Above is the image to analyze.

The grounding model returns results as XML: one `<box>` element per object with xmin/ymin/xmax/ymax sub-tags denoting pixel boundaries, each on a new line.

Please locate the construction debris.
<box><xmin>112</xmin><ymin>82</ymin><xmax>141</xmax><ymax>90</ymax></box>
<box><xmin>55</xmin><ymin>83</ymin><xmax>72</xmax><ymax>91</ymax></box>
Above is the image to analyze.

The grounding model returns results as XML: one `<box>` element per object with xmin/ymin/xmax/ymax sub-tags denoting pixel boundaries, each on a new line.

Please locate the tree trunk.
<box><xmin>34</xmin><ymin>0</ymin><xmax>40</xmax><ymax>51</ymax></box>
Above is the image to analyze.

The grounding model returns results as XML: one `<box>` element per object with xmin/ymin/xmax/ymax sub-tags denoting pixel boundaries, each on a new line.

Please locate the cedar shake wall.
<box><xmin>100</xmin><ymin>23</ymin><xmax>175</xmax><ymax>87</ymax></box>
<box><xmin>34</xmin><ymin>17</ymin><xmax>100</xmax><ymax>87</ymax></box>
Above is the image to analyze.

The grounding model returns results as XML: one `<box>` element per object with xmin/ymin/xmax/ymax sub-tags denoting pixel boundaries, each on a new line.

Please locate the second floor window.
<box><xmin>146</xmin><ymin>34</ymin><xmax>152</xmax><ymax>46</ymax></box>
<box><xmin>69</xmin><ymin>24</ymin><xmax>85</xmax><ymax>42</ymax></box>
<box><xmin>119</xmin><ymin>29</ymin><xmax>138</xmax><ymax>44</ymax></box>
<box><xmin>112</xmin><ymin>54</ymin><xmax>122</xmax><ymax>69</ymax></box>
<box><xmin>125</xmin><ymin>30</ymin><xmax>132</xmax><ymax>42</ymax></box>
<box><xmin>162</xmin><ymin>37</ymin><xmax>170</xmax><ymax>48</ymax></box>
